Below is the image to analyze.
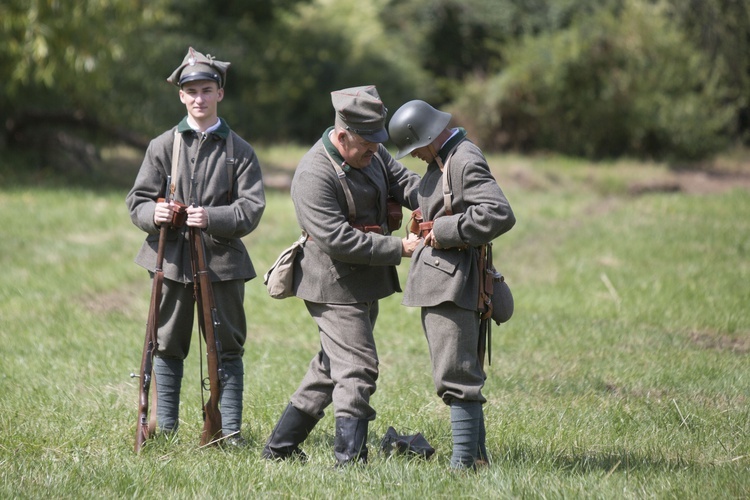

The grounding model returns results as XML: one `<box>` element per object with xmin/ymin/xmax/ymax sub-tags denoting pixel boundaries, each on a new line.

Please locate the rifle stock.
<box><xmin>189</xmin><ymin>226</ymin><xmax>224</xmax><ymax>446</ymax></box>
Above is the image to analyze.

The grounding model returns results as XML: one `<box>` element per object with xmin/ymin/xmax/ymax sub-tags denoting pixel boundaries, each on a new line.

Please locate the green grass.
<box><xmin>0</xmin><ymin>150</ymin><xmax>748</xmax><ymax>498</ymax></box>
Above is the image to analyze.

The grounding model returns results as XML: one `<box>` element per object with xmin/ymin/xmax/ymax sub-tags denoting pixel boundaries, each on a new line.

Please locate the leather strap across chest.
<box><xmin>419</xmin><ymin>139</ymin><xmax>467</xmax><ymax>247</ymax></box>
<box><xmin>170</xmin><ymin>129</ymin><xmax>235</xmax><ymax>203</ymax></box>
<box><xmin>323</xmin><ymin>148</ymin><xmax>388</xmax><ymax>233</ymax></box>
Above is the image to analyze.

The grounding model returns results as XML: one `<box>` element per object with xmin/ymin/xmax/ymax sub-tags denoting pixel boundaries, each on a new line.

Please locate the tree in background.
<box><xmin>452</xmin><ymin>0</ymin><xmax>737</xmax><ymax>160</ymax></box>
<box><xmin>380</xmin><ymin>0</ymin><xmax>622</xmax><ymax>104</ymax></box>
<box><xmin>226</xmin><ymin>0</ymin><xmax>429</xmax><ymax>144</ymax></box>
<box><xmin>667</xmin><ymin>0</ymin><xmax>750</xmax><ymax>143</ymax></box>
<box><xmin>1</xmin><ymin>0</ymin><xmax>748</xmax><ymax>168</ymax></box>
<box><xmin>0</xmin><ymin>0</ymin><xmax>183</xmax><ymax>174</ymax></box>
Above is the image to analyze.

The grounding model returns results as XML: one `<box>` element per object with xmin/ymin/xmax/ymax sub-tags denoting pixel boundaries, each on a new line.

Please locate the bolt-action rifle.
<box><xmin>134</xmin><ymin>176</ymin><xmax>182</xmax><ymax>453</ymax></box>
<box><xmin>188</xmin><ymin>223</ymin><xmax>225</xmax><ymax>446</ymax></box>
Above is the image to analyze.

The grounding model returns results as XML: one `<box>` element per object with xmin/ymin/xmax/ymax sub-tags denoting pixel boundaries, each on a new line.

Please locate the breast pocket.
<box><xmin>208</xmin><ymin>235</ymin><xmax>243</xmax><ymax>254</ymax></box>
<box><xmin>329</xmin><ymin>259</ymin><xmax>359</xmax><ymax>280</ymax></box>
<box><xmin>422</xmin><ymin>248</ymin><xmax>460</xmax><ymax>276</ymax></box>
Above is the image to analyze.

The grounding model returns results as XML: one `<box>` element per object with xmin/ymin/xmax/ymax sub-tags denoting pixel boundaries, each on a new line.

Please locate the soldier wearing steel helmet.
<box><xmin>126</xmin><ymin>47</ymin><xmax>265</xmax><ymax>447</ymax></box>
<box><xmin>388</xmin><ymin>99</ymin><xmax>516</xmax><ymax>469</ymax></box>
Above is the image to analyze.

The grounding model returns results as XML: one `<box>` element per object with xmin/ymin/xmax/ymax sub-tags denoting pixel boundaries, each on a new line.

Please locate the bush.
<box><xmin>452</xmin><ymin>0</ymin><xmax>736</xmax><ymax>160</ymax></box>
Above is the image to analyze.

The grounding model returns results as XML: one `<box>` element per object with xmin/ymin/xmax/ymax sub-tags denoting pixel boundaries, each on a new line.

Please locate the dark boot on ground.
<box><xmin>261</xmin><ymin>403</ymin><xmax>319</xmax><ymax>461</ymax></box>
<box><xmin>334</xmin><ymin>418</ymin><xmax>369</xmax><ymax>466</ymax></box>
<box><xmin>450</xmin><ymin>400</ymin><xmax>482</xmax><ymax>470</ymax></box>
<box><xmin>220</xmin><ymin>358</ymin><xmax>245</xmax><ymax>447</ymax></box>
<box><xmin>153</xmin><ymin>356</ymin><xmax>183</xmax><ymax>435</ymax></box>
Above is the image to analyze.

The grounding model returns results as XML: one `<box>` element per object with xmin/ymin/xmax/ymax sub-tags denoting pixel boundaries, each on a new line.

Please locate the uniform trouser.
<box><xmin>421</xmin><ymin>303</ymin><xmax>486</xmax><ymax>405</ymax></box>
<box><xmin>156</xmin><ymin>277</ymin><xmax>247</xmax><ymax>361</ymax></box>
<box><xmin>290</xmin><ymin>301</ymin><xmax>380</xmax><ymax>421</ymax></box>
<box><xmin>152</xmin><ymin>277</ymin><xmax>247</xmax><ymax>433</ymax></box>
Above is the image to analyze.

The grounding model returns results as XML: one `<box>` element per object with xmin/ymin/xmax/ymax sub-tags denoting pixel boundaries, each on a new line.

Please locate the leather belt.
<box><xmin>418</xmin><ymin>221</ymin><xmax>434</xmax><ymax>239</ymax></box>
<box><xmin>307</xmin><ymin>224</ymin><xmax>384</xmax><ymax>241</ymax></box>
<box><xmin>419</xmin><ymin>220</ymin><xmax>467</xmax><ymax>250</ymax></box>
<box><xmin>352</xmin><ymin>224</ymin><xmax>384</xmax><ymax>234</ymax></box>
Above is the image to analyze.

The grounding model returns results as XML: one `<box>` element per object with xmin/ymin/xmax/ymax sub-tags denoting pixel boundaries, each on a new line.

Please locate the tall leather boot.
<box><xmin>153</xmin><ymin>356</ymin><xmax>183</xmax><ymax>434</ymax></box>
<box><xmin>334</xmin><ymin>418</ymin><xmax>369</xmax><ymax>466</ymax></box>
<box><xmin>450</xmin><ymin>400</ymin><xmax>481</xmax><ymax>469</ymax></box>
<box><xmin>220</xmin><ymin>358</ymin><xmax>244</xmax><ymax>446</ymax></box>
<box><xmin>262</xmin><ymin>403</ymin><xmax>319</xmax><ymax>461</ymax></box>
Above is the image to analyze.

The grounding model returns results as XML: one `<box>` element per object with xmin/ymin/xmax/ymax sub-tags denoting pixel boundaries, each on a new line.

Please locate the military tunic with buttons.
<box><xmin>402</xmin><ymin>129</ymin><xmax>515</xmax><ymax>404</ymax></box>
<box><xmin>288</xmin><ymin>128</ymin><xmax>420</xmax><ymax>421</ymax></box>
<box><xmin>126</xmin><ymin>46</ymin><xmax>264</xmax><ymax>442</ymax></box>
<box><xmin>126</xmin><ymin>116</ymin><xmax>265</xmax><ymax>360</ymax></box>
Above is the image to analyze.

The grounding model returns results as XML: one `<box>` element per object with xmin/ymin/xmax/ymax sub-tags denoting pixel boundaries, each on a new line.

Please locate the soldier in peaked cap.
<box><xmin>166</xmin><ymin>46</ymin><xmax>231</xmax><ymax>88</ymax></box>
<box><xmin>261</xmin><ymin>86</ymin><xmax>421</xmax><ymax>466</ymax></box>
<box><xmin>126</xmin><ymin>47</ymin><xmax>265</xmax><ymax>448</ymax></box>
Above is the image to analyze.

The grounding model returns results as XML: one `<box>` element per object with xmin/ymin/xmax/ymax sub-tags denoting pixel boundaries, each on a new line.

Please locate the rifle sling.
<box><xmin>170</xmin><ymin>128</ymin><xmax>235</xmax><ymax>203</ymax></box>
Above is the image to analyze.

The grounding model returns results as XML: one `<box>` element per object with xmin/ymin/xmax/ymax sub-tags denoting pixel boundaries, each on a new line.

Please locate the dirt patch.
<box><xmin>689</xmin><ymin>330</ymin><xmax>750</xmax><ymax>354</ymax></box>
<box><xmin>80</xmin><ymin>282</ymin><xmax>143</xmax><ymax>316</ymax></box>
<box><xmin>629</xmin><ymin>169</ymin><xmax>750</xmax><ymax>195</ymax></box>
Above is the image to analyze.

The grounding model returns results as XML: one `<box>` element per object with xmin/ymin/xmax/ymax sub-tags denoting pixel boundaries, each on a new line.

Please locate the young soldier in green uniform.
<box><xmin>126</xmin><ymin>47</ymin><xmax>265</xmax><ymax>446</ymax></box>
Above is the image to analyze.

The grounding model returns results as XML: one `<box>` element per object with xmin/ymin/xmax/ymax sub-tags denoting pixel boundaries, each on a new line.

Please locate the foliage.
<box><xmin>228</xmin><ymin>0</ymin><xmax>430</xmax><ymax>144</ymax></box>
<box><xmin>380</xmin><ymin>0</ymin><xmax>627</xmax><ymax>104</ymax></box>
<box><xmin>666</xmin><ymin>0</ymin><xmax>750</xmax><ymax>141</ymax></box>
<box><xmin>453</xmin><ymin>0</ymin><xmax>736</xmax><ymax>160</ymax></box>
<box><xmin>1</xmin><ymin>156</ymin><xmax>748</xmax><ymax>497</ymax></box>
<box><xmin>1</xmin><ymin>0</ymin><xmax>749</xmax><ymax>163</ymax></box>
<box><xmin>0</xmin><ymin>0</ymin><xmax>174</xmax><ymax>133</ymax></box>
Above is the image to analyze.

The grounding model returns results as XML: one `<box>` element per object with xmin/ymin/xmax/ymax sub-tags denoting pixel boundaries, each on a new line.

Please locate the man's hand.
<box><xmin>186</xmin><ymin>205</ymin><xmax>208</xmax><ymax>228</ymax></box>
<box><xmin>154</xmin><ymin>200</ymin><xmax>172</xmax><ymax>226</ymax></box>
<box><xmin>423</xmin><ymin>230</ymin><xmax>442</xmax><ymax>249</ymax></box>
<box><xmin>401</xmin><ymin>233</ymin><xmax>421</xmax><ymax>257</ymax></box>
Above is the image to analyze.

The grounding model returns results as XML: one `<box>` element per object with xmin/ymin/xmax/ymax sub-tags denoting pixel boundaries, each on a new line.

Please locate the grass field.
<box><xmin>0</xmin><ymin>149</ymin><xmax>748</xmax><ymax>498</ymax></box>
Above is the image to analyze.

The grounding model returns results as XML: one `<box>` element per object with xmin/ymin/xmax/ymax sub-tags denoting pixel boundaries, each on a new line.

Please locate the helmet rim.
<box><xmin>388</xmin><ymin>100</ymin><xmax>451</xmax><ymax>159</ymax></box>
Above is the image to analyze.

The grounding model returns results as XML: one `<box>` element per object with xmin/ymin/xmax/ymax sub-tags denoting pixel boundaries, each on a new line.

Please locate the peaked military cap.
<box><xmin>331</xmin><ymin>85</ymin><xmax>389</xmax><ymax>143</ymax></box>
<box><xmin>167</xmin><ymin>47</ymin><xmax>231</xmax><ymax>88</ymax></box>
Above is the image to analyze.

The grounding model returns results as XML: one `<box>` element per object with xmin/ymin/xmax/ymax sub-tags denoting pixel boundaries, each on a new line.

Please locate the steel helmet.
<box><xmin>388</xmin><ymin>100</ymin><xmax>452</xmax><ymax>159</ymax></box>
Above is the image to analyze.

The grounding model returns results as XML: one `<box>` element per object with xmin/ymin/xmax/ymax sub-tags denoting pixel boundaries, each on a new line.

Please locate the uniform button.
<box><xmin>434</xmin><ymin>260</ymin><xmax>440</xmax><ymax>266</ymax></box>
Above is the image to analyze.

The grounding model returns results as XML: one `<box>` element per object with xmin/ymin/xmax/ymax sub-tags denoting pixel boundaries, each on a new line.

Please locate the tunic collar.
<box><xmin>177</xmin><ymin>116</ymin><xmax>231</xmax><ymax>139</ymax></box>
<box><xmin>322</xmin><ymin>126</ymin><xmax>350</xmax><ymax>171</ymax></box>
<box><xmin>437</xmin><ymin>127</ymin><xmax>468</xmax><ymax>163</ymax></box>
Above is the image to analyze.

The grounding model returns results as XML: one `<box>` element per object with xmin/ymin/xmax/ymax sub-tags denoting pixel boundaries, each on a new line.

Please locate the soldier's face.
<box><xmin>411</xmin><ymin>146</ymin><xmax>434</xmax><ymax>163</ymax></box>
<box><xmin>338</xmin><ymin>130</ymin><xmax>379</xmax><ymax>169</ymax></box>
<box><xmin>180</xmin><ymin>80</ymin><xmax>224</xmax><ymax>123</ymax></box>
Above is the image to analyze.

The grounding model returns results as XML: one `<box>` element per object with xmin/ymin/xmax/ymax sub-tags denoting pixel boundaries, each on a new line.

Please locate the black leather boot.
<box><xmin>334</xmin><ymin>418</ymin><xmax>369</xmax><ymax>466</ymax></box>
<box><xmin>261</xmin><ymin>403</ymin><xmax>319</xmax><ymax>461</ymax></box>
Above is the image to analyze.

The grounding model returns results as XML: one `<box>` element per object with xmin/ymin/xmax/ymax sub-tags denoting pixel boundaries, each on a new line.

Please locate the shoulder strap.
<box><xmin>442</xmin><ymin>155</ymin><xmax>453</xmax><ymax>216</ymax></box>
<box><xmin>170</xmin><ymin>130</ymin><xmax>181</xmax><ymax>197</ymax></box>
<box><xmin>324</xmin><ymin>148</ymin><xmax>357</xmax><ymax>224</ymax></box>
<box><xmin>225</xmin><ymin>132</ymin><xmax>235</xmax><ymax>203</ymax></box>
<box><xmin>373</xmin><ymin>152</ymin><xmax>388</xmax><ymax>186</ymax></box>
<box><xmin>172</xmin><ymin>129</ymin><xmax>235</xmax><ymax>203</ymax></box>
<box><xmin>436</xmin><ymin>140</ymin><xmax>464</xmax><ymax>216</ymax></box>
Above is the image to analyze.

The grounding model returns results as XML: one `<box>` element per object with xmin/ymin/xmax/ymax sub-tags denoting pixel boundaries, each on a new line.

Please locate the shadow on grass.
<box><xmin>1</xmin><ymin>148</ymin><xmax>141</xmax><ymax>193</ymax></box>
<box><xmin>501</xmin><ymin>443</ymin><xmax>695</xmax><ymax>474</ymax></box>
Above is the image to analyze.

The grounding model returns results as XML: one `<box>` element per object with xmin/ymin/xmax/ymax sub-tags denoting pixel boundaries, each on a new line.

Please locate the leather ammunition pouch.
<box><xmin>386</xmin><ymin>197</ymin><xmax>403</xmax><ymax>232</ymax></box>
<box><xmin>408</xmin><ymin>208</ymin><xmax>423</xmax><ymax>235</ymax></box>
